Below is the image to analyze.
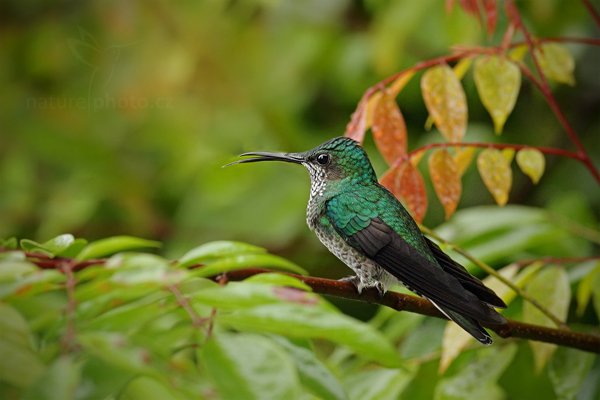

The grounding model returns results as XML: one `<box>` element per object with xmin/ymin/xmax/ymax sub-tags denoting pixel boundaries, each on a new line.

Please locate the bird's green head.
<box><xmin>228</xmin><ymin>137</ymin><xmax>378</xmax><ymax>186</ymax></box>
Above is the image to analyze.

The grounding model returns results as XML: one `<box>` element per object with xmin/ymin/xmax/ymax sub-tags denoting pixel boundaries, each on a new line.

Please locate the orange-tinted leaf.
<box><xmin>535</xmin><ymin>43</ymin><xmax>575</xmax><ymax>86</ymax></box>
<box><xmin>516</xmin><ymin>148</ymin><xmax>545</xmax><ymax>184</ymax></box>
<box><xmin>345</xmin><ymin>98</ymin><xmax>368</xmax><ymax>143</ymax></box>
<box><xmin>477</xmin><ymin>148</ymin><xmax>512</xmax><ymax>206</ymax></box>
<box><xmin>380</xmin><ymin>162</ymin><xmax>428</xmax><ymax>222</ymax></box>
<box><xmin>421</xmin><ymin>64</ymin><xmax>468</xmax><ymax>142</ymax></box>
<box><xmin>372</xmin><ymin>90</ymin><xmax>408</xmax><ymax>165</ymax></box>
<box><xmin>429</xmin><ymin>149</ymin><xmax>462</xmax><ymax>219</ymax></box>
<box><xmin>474</xmin><ymin>55</ymin><xmax>521</xmax><ymax>134</ymax></box>
<box><xmin>389</xmin><ymin>71</ymin><xmax>415</xmax><ymax>97</ymax></box>
<box><xmin>365</xmin><ymin>91</ymin><xmax>383</xmax><ymax>129</ymax></box>
<box><xmin>453</xmin><ymin>147</ymin><xmax>476</xmax><ymax>176</ymax></box>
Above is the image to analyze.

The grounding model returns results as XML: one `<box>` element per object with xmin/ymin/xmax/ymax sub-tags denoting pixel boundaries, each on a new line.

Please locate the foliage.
<box><xmin>0</xmin><ymin>0</ymin><xmax>599</xmax><ymax>399</ymax></box>
<box><xmin>0</xmin><ymin>231</ymin><xmax>598</xmax><ymax>399</ymax></box>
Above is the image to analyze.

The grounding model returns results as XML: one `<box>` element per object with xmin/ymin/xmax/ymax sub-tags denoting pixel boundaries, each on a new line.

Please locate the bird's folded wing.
<box><xmin>325</xmin><ymin>197</ymin><xmax>501</xmax><ymax>324</ymax></box>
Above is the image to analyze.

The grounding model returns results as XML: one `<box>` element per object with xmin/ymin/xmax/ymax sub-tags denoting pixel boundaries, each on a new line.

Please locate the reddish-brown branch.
<box><xmin>406</xmin><ymin>141</ymin><xmax>582</xmax><ymax>162</ymax></box>
<box><xmin>221</xmin><ymin>268</ymin><xmax>600</xmax><ymax>354</ymax></box>
<box><xmin>60</xmin><ymin>261</ymin><xmax>79</xmax><ymax>353</ymax></box>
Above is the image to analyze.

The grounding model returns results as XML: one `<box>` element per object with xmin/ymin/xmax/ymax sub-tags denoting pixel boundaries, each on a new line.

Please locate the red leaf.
<box><xmin>345</xmin><ymin>98</ymin><xmax>368</xmax><ymax>143</ymax></box>
<box><xmin>380</xmin><ymin>162</ymin><xmax>428</xmax><ymax>223</ymax></box>
<box><xmin>372</xmin><ymin>90</ymin><xmax>408</xmax><ymax>165</ymax></box>
<box><xmin>428</xmin><ymin>149</ymin><xmax>462</xmax><ymax>219</ymax></box>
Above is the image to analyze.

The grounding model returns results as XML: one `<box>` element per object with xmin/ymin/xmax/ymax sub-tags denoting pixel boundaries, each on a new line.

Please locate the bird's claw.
<box><xmin>338</xmin><ymin>276</ymin><xmax>386</xmax><ymax>298</ymax></box>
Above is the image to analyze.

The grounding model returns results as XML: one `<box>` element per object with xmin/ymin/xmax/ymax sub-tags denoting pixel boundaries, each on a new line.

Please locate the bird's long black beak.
<box><xmin>224</xmin><ymin>151</ymin><xmax>304</xmax><ymax>167</ymax></box>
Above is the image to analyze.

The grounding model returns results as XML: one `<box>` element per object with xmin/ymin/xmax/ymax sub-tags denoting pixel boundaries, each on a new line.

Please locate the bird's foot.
<box><xmin>372</xmin><ymin>281</ymin><xmax>386</xmax><ymax>299</ymax></box>
<box><xmin>338</xmin><ymin>276</ymin><xmax>386</xmax><ymax>298</ymax></box>
<box><xmin>338</xmin><ymin>275</ymin><xmax>364</xmax><ymax>294</ymax></box>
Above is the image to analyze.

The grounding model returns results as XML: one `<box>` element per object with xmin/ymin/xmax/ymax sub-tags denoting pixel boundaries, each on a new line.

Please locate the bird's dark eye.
<box><xmin>316</xmin><ymin>153</ymin><xmax>330</xmax><ymax>165</ymax></box>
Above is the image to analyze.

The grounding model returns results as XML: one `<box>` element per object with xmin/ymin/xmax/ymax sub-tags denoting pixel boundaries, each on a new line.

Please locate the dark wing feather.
<box><xmin>424</xmin><ymin>238</ymin><xmax>507</xmax><ymax>308</ymax></box>
<box><xmin>341</xmin><ymin>218</ymin><xmax>504</xmax><ymax>325</ymax></box>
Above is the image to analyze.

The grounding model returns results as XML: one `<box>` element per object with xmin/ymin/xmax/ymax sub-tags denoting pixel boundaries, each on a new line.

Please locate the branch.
<box><xmin>506</xmin><ymin>0</ymin><xmax>600</xmax><ymax>184</ymax></box>
<box><xmin>221</xmin><ymin>268</ymin><xmax>600</xmax><ymax>354</ymax></box>
<box><xmin>405</xmin><ymin>141</ymin><xmax>583</xmax><ymax>163</ymax></box>
<box><xmin>13</xmin><ymin>251</ymin><xmax>600</xmax><ymax>353</ymax></box>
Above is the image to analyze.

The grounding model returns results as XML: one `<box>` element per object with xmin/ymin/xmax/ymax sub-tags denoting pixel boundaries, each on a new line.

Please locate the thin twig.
<box><xmin>506</xmin><ymin>0</ymin><xmax>600</xmax><ymax>183</ymax></box>
<box><xmin>60</xmin><ymin>260</ymin><xmax>79</xmax><ymax>353</ymax></box>
<box><xmin>405</xmin><ymin>141</ymin><xmax>582</xmax><ymax>162</ymax></box>
<box><xmin>515</xmin><ymin>256</ymin><xmax>600</xmax><ymax>268</ymax></box>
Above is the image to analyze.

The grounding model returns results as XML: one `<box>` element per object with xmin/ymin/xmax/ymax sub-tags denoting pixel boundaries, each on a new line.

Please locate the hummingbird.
<box><xmin>228</xmin><ymin>136</ymin><xmax>506</xmax><ymax>344</ymax></box>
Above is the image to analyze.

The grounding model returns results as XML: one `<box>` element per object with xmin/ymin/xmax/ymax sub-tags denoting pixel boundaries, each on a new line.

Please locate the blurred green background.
<box><xmin>1</xmin><ymin>0</ymin><xmax>598</xmax><ymax>271</ymax></box>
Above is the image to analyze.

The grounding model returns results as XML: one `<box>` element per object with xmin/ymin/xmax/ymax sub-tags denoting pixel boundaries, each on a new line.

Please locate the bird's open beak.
<box><xmin>224</xmin><ymin>151</ymin><xmax>304</xmax><ymax>167</ymax></box>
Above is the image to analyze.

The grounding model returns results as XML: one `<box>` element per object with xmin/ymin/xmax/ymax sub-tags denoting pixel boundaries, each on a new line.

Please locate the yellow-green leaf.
<box><xmin>524</xmin><ymin>266</ymin><xmax>570</xmax><ymax>372</ymax></box>
<box><xmin>371</xmin><ymin>90</ymin><xmax>408</xmax><ymax>165</ymax></box>
<box><xmin>509</xmin><ymin>44</ymin><xmax>528</xmax><ymax>62</ymax></box>
<box><xmin>502</xmin><ymin>148</ymin><xmax>515</xmax><ymax>163</ymax></box>
<box><xmin>453</xmin><ymin>147</ymin><xmax>476</xmax><ymax>176</ymax></box>
<box><xmin>477</xmin><ymin>148</ymin><xmax>512</xmax><ymax>206</ymax></box>
<box><xmin>516</xmin><ymin>148</ymin><xmax>545</xmax><ymax>184</ymax></box>
<box><xmin>474</xmin><ymin>55</ymin><xmax>521</xmax><ymax>134</ymax></box>
<box><xmin>421</xmin><ymin>64</ymin><xmax>468</xmax><ymax>142</ymax></box>
<box><xmin>535</xmin><ymin>43</ymin><xmax>575</xmax><ymax>86</ymax></box>
<box><xmin>428</xmin><ymin>149</ymin><xmax>461</xmax><ymax>219</ymax></box>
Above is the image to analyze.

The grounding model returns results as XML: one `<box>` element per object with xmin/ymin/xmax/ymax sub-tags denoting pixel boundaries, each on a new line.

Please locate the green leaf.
<box><xmin>0</xmin><ymin>237</ymin><xmax>18</xmax><ymax>249</ymax></box>
<box><xmin>178</xmin><ymin>241</ymin><xmax>266</xmax><ymax>268</ymax></box>
<box><xmin>271</xmin><ymin>336</ymin><xmax>347</xmax><ymax>400</ymax></box>
<box><xmin>192</xmin><ymin>281</ymin><xmax>320</xmax><ymax>310</ymax></box>
<box><xmin>77</xmin><ymin>332</ymin><xmax>157</xmax><ymax>375</ymax></box>
<box><xmin>244</xmin><ymin>272</ymin><xmax>312</xmax><ymax>291</ymax></box>
<box><xmin>106</xmin><ymin>253</ymin><xmax>186</xmax><ymax>286</ymax></box>
<box><xmin>344</xmin><ymin>367</ymin><xmax>416</xmax><ymax>400</ymax></box>
<box><xmin>523</xmin><ymin>266</ymin><xmax>571</xmax><ymax>372</ymax></box>
<box><xmin>120</xmin><ymin>376</ymin><xmax>179</xmax><ymax>400</ymax></box>
<box><xmin>19</xmin><ymin>234</ymin><xmax>84</xmax><ymax>258</ymax></box>
<box><xmin>23</xmin><ymin>356</ymin><xmax>81</xmax><ymax>400</ymax></box>
<box><xmin>192</xmin><ymin>253</ymin><xmax>307</xmax><ymax>277</ymax></box>
<box><xmin>76</xmin><ymin>236</ymin><xmax>161</xmax><ymax>261</ymax></box>
<box><xmin>548</xmin><ymin>347</ymin><xmax>595</xmax><ymax>400</ymax></box>
<box><xmin>0</xmin><ymin>304</ymin><xmax>45</xmax><ymax>388</ymax></box>
<box><xmin>201</xmin><ymin>332</ymin><xmax>301</xmax><ymax>400</ymax></box>
<box><xmin>474</xmin><ymin>55</ymin><xmax>521</xmax><ymax>134</ymax></box>
<box><xmin>516</xmin><ymin>148</ymin><xmax>545</xmax><ymax>184</ymax></box>
<box><xmin>535</xmin><ymin>43</ymin><xmax>575</xmax><ymax>86</ymax></box>
<box><xmin>434</xmin><ymin>344</ymin><xmax>517</xmax><ymax>400</ymax></box>
<box><xmin>218</xmin><ymin>303</ymin><xmax>401</xmax><ymax>367</ymax></box>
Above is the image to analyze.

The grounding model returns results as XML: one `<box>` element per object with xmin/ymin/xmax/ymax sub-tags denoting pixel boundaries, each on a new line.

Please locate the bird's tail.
<box><xmin>428</xmin><ymin>300</ymin><xmax>493</xmax><ymax>345</ymax></box>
